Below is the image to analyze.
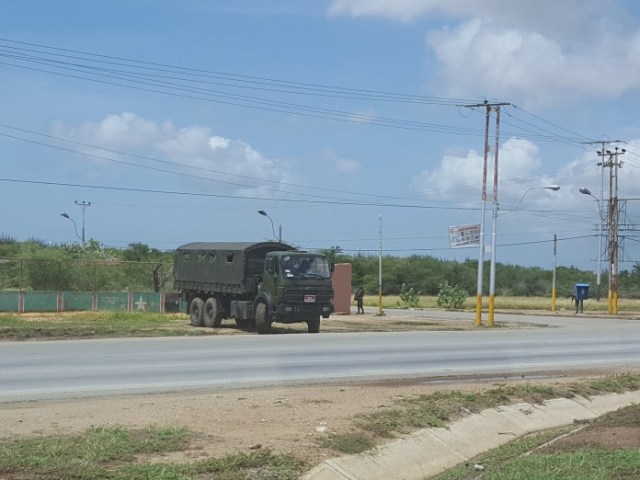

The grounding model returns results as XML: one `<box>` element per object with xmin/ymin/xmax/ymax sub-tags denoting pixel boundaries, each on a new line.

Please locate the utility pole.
<box><xmin>583</xmin><ymin>140</ymin><xmax>621</xmax><ymax>300</ymax></box>
<box><xmin>462</xmin><ymin>100</ymin><xmax>510</xmax><ymax>327</ymax></box>
<box><xmin>75</xmin><ymin>200</ymin><xmax>92</xmax><ymax>244</ymax></box>
<box><xmin>598</xmin><ymin>147</ymin><xmax>625</xmax><ymax>314</ymax></box>
<box><xmin>376</xmin><ymin>214</ymin><xmax>385</xmax><ymax>316</ymax></box>
<box><xmin>552</xmin><ymin>234</ymin><xmax>557</xmax><ymax>312</ymax></box>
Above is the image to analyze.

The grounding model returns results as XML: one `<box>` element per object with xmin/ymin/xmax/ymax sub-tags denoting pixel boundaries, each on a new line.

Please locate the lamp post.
<box><xmin>579</xmin><ymin>187</ymin><xmax>604</xmax><ymax>301</ymax></box>
<box><xmin>376</xmin><ymin>214</ymin><xmax>384</xmax><ymax>316</ymax></box>
<box><xmin>487</xmin><ymin>185</ymin><xmax>560</xmax><ymax>326</ymax></box>
<box><xmin>257</xmin><ymin>209</ymin><xmax>282</xmax><ymax>242</ymax></box>
<box><xmin>60</xmin><ymin>212</ymin><xmax>82</xmax><ymax>242</ymax></box>
<box><xmin>552</xmin><ymin>233</ymin><xmax>557</xmax><ymax>311</ymax></box>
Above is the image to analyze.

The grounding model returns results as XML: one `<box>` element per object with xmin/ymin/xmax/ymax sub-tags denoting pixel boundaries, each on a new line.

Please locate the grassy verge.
<box><xmin>0</xmin><ymin>311</ymin><xmax>210</xmax><ymax>340</ymax></box>
<box><xmin>432</xmin><ymin>403</ymin><xmax>640</xmax><ymax>480</ymax></box>
<box><xmin>0</xmin><ymin>424</ymin><xmax>303</xmax><ymax>480</ymax></box>
<box><xmin>2</xmin><ymin>376</ymin><xmax>639</xmax><ymax>479</ymax></box>
<box><xmin>319</xmin><ymin>373</ymin><xmax>640</xmax><ymax>455</ymax></box>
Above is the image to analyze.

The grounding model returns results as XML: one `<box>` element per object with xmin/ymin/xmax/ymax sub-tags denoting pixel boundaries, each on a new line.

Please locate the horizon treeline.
<box><xmin>1</xmin><ymin>237</ymin><xmax>639</xmax><ymax>298</ymax></box>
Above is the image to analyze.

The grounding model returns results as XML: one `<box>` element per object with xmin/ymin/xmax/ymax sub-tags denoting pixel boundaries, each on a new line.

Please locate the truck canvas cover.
<box><xmin>173</xmin><ymin>242</ymin><xmax>294</xmax><ymax>294</ymax></box>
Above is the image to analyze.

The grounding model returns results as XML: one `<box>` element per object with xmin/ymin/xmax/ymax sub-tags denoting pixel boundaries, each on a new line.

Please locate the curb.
<box><xmin>303</xmin><ymin>390</ymin><xmax>640</xmax><ymax>480</ymax></box>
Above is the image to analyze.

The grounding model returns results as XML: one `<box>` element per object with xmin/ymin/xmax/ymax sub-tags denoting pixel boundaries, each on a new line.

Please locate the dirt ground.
<box><xmin>0</xmin><ymin>379</ymin><xmax>466</xmax><ymax>466</ymax></box>
<box><xmin>2</xmin><ymin>311</ymin><xmax>639</xmax><ymax>475</ymax></box>
<box><xmin>2</xmin><ymin>373</ymin><xmax>639</xmax><ymax>472</ymax></box>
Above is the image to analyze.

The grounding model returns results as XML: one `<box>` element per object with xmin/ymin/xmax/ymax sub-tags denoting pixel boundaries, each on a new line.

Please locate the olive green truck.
<box><xmin>173</xmin><ymin>242</ymin><xmax>334</xmax><ymax>333</ymax></box>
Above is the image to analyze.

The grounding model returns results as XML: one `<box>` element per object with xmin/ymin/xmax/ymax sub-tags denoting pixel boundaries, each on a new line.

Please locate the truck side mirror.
<box><xmin>330</xmin><ymin>262</ymin><xmax>335</xmax><ymax>273</ymax></box>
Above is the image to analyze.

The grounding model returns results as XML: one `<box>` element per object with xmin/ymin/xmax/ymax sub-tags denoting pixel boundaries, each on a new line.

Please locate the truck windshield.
<box><xmin>280</xmin><ymin>255</ymin><xmax>331</xmax><ymax>279</ymax></box>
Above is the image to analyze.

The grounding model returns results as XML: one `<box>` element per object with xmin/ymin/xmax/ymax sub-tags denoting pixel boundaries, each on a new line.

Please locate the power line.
<box><xmin>0</xmin><ymin>177</ymin><xmax>483</xmax><ymax>211</ymax></box>
<box><xmin>0</xmin><ymin>38</ymin><xmax>599</xmax><ymax>146</ymax></box>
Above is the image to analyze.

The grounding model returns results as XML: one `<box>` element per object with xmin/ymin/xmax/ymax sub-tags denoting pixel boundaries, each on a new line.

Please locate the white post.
<box><xmin>377</xmin><ymin>215</ymin><xmax>384</xmax><ymax>316</ymax></box>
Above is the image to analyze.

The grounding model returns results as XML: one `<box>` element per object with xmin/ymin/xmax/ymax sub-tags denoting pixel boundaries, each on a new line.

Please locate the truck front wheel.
<box><xmin>255</xmin><ymin>302</ymin><xmax>272</xmax><ymax>334</ymax></box>
<box><xmin>203</xmin><ymin>297</ymin><xmax>222</xmax><ymax>327</ymax></box>
<box><xmin>189</xmin><ymin>297</ymin><xmax>205</xmax><ymax>327</ymax></box>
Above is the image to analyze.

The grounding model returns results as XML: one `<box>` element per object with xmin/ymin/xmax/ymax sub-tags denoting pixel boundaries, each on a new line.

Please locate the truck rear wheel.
<box><xmin>255</xmin><ymin>302</ymin><xmax>272</xmax><ymax>334</ymax></box>
<box><xmin>307</xmin><ymin>315</ymin><xmax>321</xmax><ymax>333</ymax></box>
<box><xmin>189</xmin><ymin>297</ymin><xmax>205</xmax><ymax>326</ymax></box>
<box><xmin>203</xmin><ymin>297</ymin><xmax>222</xmax><ymax>327</ymax></box>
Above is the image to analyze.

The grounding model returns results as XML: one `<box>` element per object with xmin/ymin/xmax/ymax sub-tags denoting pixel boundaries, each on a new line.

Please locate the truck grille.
<box><xmin>283</xmin><ymin>287</ymin><xmax>333</xmax><ymax>304</ymax></box>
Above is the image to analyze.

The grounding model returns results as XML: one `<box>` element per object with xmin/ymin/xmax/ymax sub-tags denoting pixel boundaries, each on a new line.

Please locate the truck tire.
<box><xmin>203</xmin><ymin>297</ymin><xmax>222</xmax><ymax>327</ymax></box>
<box><xmin>255</xmin><ymin>302</ymin><xmax>272</xmax><ymax>334</ymax></box>
<box><xmin>307</xmin><ymin>315</ymin><xmax>321</xmax><ymax>333</ymax></box>
<box><xmin>189</xmin><ymin>297</ymin><xmax>205</xmax><ymax>327</ymax></box>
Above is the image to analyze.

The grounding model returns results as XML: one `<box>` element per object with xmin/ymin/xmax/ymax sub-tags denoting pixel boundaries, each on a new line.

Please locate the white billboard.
<box><xmin>448</xmin><ymin>224</ymin><xmax>481</xmax><ymax>248</ymax></box>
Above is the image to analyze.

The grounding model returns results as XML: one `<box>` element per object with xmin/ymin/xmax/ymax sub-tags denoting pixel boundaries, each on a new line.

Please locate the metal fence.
<box><xmin>0</xmin><ymin>258</ymin><xmax>179</xmax><ymax>313</ymax></box>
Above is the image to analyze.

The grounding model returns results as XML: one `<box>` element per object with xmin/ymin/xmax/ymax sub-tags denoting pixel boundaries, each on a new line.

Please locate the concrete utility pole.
<box><xmin>583</xmin><ymin>140</ymin><xmax>621</xmax><ymax>300</ymax></box>
<box><xmin>598</xmin><ymin>147</ymin><xmax>625</xmax><ymax>314</ymax></box>
<box><xmin>75</xmin><ymin>200</ymin><xmax>91</xmax><ymax>244</ymax></box>
<box><xmin>376</xmin><ymin>215</ymin><xmax>385</xmax><ymax>317</ymax></box>
<box><xmin>462</xmin><ymin>100</ymin><xmax>510</xmax><ymax>327</ymax></box>
<box><xmin>552</xmin><ymin>234</ymin><xmax>557</xmax><ymax>312</ymax></box>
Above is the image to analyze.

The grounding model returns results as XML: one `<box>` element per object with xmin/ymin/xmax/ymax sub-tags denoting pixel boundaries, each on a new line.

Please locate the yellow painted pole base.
<box><xmin>488</xmin><ymin>295</ymin><xmax>495</xmax><ymax>327</ymax></box>
<box><xmin>475</xmin><ymin>295</ymin><xmax>483</xmax><ymax>327</ymax></box>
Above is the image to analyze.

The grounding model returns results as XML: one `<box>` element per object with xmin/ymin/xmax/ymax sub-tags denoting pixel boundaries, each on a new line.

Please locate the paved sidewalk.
<box><xmin>303</xmin><ymin>390</ymin><xmax>640</xmax><ymax>480</ymax></box>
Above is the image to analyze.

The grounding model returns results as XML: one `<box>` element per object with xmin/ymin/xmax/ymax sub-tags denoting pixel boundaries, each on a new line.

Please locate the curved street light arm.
<box><xmin>60</xmin><ymin>212</ymin><xmax>82</xmax><ymax>242</ymax></box>
<box><xmin>257</xmin><ymin>209</ymin><xmax>278</xmax><ymax>241</ymax></box>
<box><xmin>502</xmin><ymin>185</ymin><xmax>561</xmax><ymax>214</ymax></box>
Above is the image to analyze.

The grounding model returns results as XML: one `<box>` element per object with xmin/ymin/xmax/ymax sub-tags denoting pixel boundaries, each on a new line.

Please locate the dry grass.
<box><xmin>364</xmin><ymin>295</ymin><xmax>640</xmax><ymax>313</ymax></box>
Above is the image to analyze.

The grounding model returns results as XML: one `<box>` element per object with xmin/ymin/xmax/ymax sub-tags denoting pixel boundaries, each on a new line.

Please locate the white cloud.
<box><xmin>329</xmin><ymin>0</ymin><xmax>640</xmax><ymax>107</ymax></box>
<box><xmin>328</xmin><ymin>0</ymin><xmax>600</xmax><ymax>29</ymax></box>
<box><xmin>53</xmin><ymin>112</ymin><xmax>160</xmax><ymax>149</ymax></box>
<box><xmin>412</xmin><ymin>138</ymin><xmax>557</xmax><ymax>205</ymax></box>
<box><xmin>428</xmin><ymin>19</ymin><xmax>640</xmax><ymax>106</ymax></box>
<box><xmin>413</xmin><ymin>137</ymin><xmax>640</xmax><ymax>217</ymax></box>
<box><xmin>52</xmin><ymin>112</ymin><xmax>300</xmax><ymax>196</ymax></box>
<box><xmin>209</xmin><ymin>136</ymin><xmax>230</xmax><ymax>150</ymax></box>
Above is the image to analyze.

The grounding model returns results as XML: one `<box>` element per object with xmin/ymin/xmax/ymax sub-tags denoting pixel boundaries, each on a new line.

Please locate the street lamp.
<box><xmin>376</xmin><ymin>214</ymin><xmax>385</xmax><ymax>316</ymax></box>
<box><xmin>487</xmin><ymin>185</ymin><xmax>561</xmax><ymax>325</ymax></box>
<box><xmin>257</xmin><ymin>209</ymin><xmax>282</xmax><ymax>242</ymax></box>
<box><xmin>60</xmin><ymin>212</ymin><xmax>82</xmax><ymax>242</ymax></box>
<box><xmin>579</xmin><ymin>187</ymin><xmax>604</xmax><ymax>301</ymax></box>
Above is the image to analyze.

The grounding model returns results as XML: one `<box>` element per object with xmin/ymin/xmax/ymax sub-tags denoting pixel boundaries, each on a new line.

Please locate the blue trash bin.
<box><xmin>575</xmin><ymin>283</ymin><xmax>590</xmax><ymax>312</ymax></box>
<box><xmin>575</xmin><ymin>283</ymin><xmax>590</xmax><ymax>301</ymax></box>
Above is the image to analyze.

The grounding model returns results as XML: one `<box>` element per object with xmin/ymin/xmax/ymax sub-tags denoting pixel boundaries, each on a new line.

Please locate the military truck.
<box><xmin>173</xmin><ymin>242</ymin><xmax>334</xmax><ymax>333</ymax></box>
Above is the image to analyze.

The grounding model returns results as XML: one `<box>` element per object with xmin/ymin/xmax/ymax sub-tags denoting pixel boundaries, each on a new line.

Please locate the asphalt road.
<box><xmin>2</xmin><ymin>311</ymin><xmax>640</xmax><ymax>402</ymax></box>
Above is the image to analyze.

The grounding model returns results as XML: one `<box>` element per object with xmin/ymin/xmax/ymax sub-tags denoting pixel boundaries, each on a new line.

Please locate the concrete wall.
<box><xmin>332</xmin><ymin>263</ymin><xmax>352</xmax><ymax>315</ymax></box>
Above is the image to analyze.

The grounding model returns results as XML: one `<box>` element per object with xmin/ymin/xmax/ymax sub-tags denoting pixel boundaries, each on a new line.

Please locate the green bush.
<box><xmin>436</xmin><ymin>281</ymin><xmax>468</xmax><ymax>310</ymax></box>
<box><xmin>399</xmin><ymin>283</ymin><xmax>421</xmax><ymax>308</ymax></box>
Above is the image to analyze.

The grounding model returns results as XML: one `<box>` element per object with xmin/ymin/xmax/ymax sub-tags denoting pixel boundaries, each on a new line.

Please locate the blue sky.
<box><xmin>2</xmin><ymin>0</ymin><xmax>640</xmax><ymax>273</ymax></box>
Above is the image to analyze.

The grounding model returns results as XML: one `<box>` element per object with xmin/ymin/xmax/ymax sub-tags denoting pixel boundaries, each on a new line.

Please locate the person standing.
<box><xmin>354</xmin><ymin>285</ymin><xmax>365</xmax><ymax>314</ymax></box>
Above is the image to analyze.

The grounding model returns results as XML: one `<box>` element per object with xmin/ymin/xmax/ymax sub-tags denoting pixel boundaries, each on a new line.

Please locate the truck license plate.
<box><xmin>304</xmin><ymin>294</ymin><xmax>316</xmax><ymax>303</ymax></box>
